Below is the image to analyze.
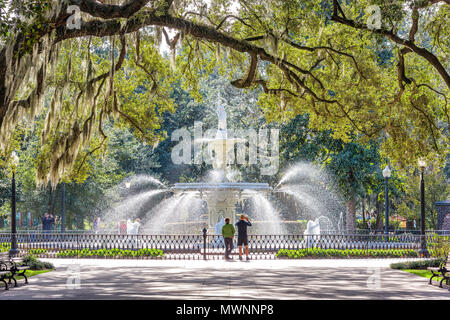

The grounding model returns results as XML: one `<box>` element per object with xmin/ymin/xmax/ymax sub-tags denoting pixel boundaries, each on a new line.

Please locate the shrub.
<box><xmin>276</xmin><ymin>248</ymin><xmax>419</xmax><ymax>259</ymax></box>
<box><xmin>390</xmin><ymin>259</ymin><xmax>442</xmax><ymax>270</ymax></box>
<box><xmin>28</xmin><ymin>249</ymin><xmax>47</xmax><ymax>255</ymax></box>
<box><xmin>0</xmin><ymin>243</ymin><xmax>10</xmax><ymax>252</ymax></box>
<box><xmin>21</xmin><ymin>255</ymin><xmax>54</xmax><ymax>270</ymax></box>
<box><xmin>427</xmin><ymin>234</ymin><xmax>450</xmax><ymax>260</ymax></box>
<box><xmin>56</xmin><ymin>248</ymin><xmax>164</xmax><ymax>258</ymax></box>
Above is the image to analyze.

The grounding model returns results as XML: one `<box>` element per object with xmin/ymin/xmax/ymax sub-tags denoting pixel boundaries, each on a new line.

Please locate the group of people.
<box><xmin>221</xmin><ymin>214</ymin><xmax>252</xmax><ymax>261</ymax></box>
<box><xmin>41</xmin><ymin>212</ymin><xmax>57</xmax><ymax>232</ymax></box>
<box><xmin>42</xmin><ymin>211</ymin><xmax>254</xmax><ymax>261</ymax></box>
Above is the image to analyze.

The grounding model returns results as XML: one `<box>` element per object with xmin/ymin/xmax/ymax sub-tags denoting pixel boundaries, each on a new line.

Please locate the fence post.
<box><xmin>202</xmin><ymin>228</ymin><xmax>207</xmax><ymax>260</ymax></box>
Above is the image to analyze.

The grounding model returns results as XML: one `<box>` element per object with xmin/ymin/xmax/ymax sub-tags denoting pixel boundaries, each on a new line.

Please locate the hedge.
<box><xmin>390</xmin><ymin>259</ymin><xmax>442</xmax><ymax>270</ymax></box>
<box><xmin>276</xmin><ymin>248</ymin><xmax>419</xmax><ymax>259</ymax></box>
<box><xmin>56</xmin><ymin>248</ymin><xmax>164</xmax><ymax>258</ymax></box>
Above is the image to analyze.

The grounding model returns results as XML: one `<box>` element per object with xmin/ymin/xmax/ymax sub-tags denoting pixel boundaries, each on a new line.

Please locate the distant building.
<box><xmin>436</xmin><ymin>200</ymin><xmax>450</xmax><ymax>231</ymax></box>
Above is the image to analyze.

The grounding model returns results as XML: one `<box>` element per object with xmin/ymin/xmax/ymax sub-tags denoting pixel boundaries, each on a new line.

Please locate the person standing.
<box><xmin>235</xmin><ymin>214</ymin><xmax>252</xmax><ymax>261</ymax></box>
<box><xmin>221</xmin><ymin>217</ymin><xmax>235</xmax><ymax>260</ymax></box>
<box><xmin>41</xmin><ymin>212</ymin><xmax>54</xmax><ymax>241</ymax></box>
<box><xmin>41</xmin><ymin>213</ymin><xmax>53</xmax><ymax>233</ymax></box>
<box><xmin>49</xmin><ymin>214</ymin><xmax>56</xmax><ymax>231</ymax></box>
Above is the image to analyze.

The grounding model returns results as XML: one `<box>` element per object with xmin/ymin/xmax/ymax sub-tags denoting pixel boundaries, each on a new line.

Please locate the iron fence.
<box><xmin>2</xmin><ymin>229</ymin><xmax>448</xmax><ymax>236</ymax></box>
<box><xmin>0</xmin><ymin>231</ymin><xmax>446</xmax><ymax>260</ymax></box>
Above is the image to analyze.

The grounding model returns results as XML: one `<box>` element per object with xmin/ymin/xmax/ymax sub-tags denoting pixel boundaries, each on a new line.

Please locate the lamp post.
<box><xmin>418</xmin><ymin>159</ymin><xmax>429</xmax><ymax>258</ymax></box>
<box><xmin>382</xmin><ymin>165</ymin><xmax>391</xmax><ymax>235</ymax></box>
<box><xmin>9</xmin><ymin>151</ymin><xmax>19</xmax><ymax>257</ymax></box>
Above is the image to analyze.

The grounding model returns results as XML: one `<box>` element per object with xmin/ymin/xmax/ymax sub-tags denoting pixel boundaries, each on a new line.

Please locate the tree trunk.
<box><xmin>346</xmin><ymin>195</ymin><xmax>356</xmax><ymax>234</ymax></box>
<box><xmin>375</xmin><ymin>196</ymin><xmax>384</xmax><ymax>231</ymax></box>
<box><xmin>76</xmin><ymin>214</ymin><xmax>84</xmax><ymax>230</ymax></box>
<box><xmin>362</xmin><ymin>195</ymin><xmax>366</xmax><ymax>226</ymax></box>
<box><xmin>67</xmin><ymin>213</ymin><xmax>72</xmax><ymax>230</ymax></box>
<box><xmin>48</xmin><ymin>186</ymin><xmax>55</xmax><ymax>215</ymax></box>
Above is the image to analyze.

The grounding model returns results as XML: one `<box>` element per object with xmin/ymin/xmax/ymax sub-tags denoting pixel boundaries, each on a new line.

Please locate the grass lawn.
<box><xmin>14</xmin><ymin>269</ymin><xmax>53</xmax><ymax>281</ymax></box>
<box><xmin>0</xmin><ymin>269</ymin><xmax>53</xmax><ymax>289</ymax></box>
<box><xmin>402</xmin><ymin>269</ymin><xmax>444</xmax><ymax>284</ymax></box>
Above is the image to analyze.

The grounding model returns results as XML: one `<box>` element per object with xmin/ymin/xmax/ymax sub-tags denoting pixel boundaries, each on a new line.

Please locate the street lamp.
<box><xmin>382</xmin><ymin>165</ymin><xmax>391</xmax><ymax>235</ymax></box>
<box><xmin>418</xmin><ymin>159</ymin><xmax>429</xmax><ymax>257</ymax></box>
<box><xmin>9</xmin><ymin>151</ymin><xmax>19</xmax><ymax>257</ymax></box>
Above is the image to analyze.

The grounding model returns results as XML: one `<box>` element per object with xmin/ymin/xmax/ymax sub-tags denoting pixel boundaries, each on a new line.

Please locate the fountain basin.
<box><xmin>172</xmin><ymin>182</ymin><xmax>271</xmax><ymax>193</ymax></box>
<box><xmin>172</xmin><ymin>182</ymin><xmax>271</xmax><ymax>228</ymax></box>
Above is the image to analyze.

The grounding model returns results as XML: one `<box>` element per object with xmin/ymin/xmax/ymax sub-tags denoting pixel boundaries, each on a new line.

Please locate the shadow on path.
<box><xmin>0</xmin><ymin>262</ymin><xmax>448</xmax><ymax>300</ymax></box>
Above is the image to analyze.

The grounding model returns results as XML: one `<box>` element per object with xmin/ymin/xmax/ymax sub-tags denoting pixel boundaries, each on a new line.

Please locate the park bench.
<box><xmin>428</xmin><ymin>252</ymin><xmax>450</xmax><ymax>289</ymax></box>
<box><xmin>0</xmin><ymin>270</ymin><xmax>10</xmax><ymax>290</ymax></box>
<box><xmin>0</xmin><ymin>252</ymin><xmax>30</xmax><ymax>289</ymax></box>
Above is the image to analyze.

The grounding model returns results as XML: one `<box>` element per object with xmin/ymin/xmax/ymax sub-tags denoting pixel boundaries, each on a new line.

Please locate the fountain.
<box><xmin>171</xmin><ymin>100</ymin><xmax>272</xmax><ymax>230</ymax></box>
<box><xmin>102</xmin><ymin>98</ymin><xmax>344</xmax><ymax>236</ymax></box>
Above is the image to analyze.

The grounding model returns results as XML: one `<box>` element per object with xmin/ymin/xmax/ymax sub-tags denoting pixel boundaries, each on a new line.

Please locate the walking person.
<box><xmin>221</xmin><ymin>217</ymin><xmax>235</xmax><ymax>260</ymax></box>
<box><xmin>235</xmin><ymin>214</ymin><xmax>252</xmax><ymax>261</ymax></box>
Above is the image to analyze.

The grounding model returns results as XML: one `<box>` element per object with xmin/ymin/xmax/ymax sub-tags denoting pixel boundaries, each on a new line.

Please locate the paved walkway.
<box><xmin>0</xmin><ymin>258</ymin><xmax>448</xmax><ymax>300</ymax></box>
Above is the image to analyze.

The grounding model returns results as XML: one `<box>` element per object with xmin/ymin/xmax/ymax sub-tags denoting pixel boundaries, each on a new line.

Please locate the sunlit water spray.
<box><xmin>142</xmin><ymin>194</ymin><xmax>191</xmax><ymax>234</ymax></box>
<box><xmin>247</xmin><ymin>192</ymin><xmax>286</xmax><ymax>235</ymax></box>
<box><xmin>101</xmin><ymin>189</ymin><xmax>169</xmax><ymax>231</ymax></box>
<box><xmin>275</xmin><ymin>162</ymin><xmax>344</xmax><ymax>233</ymax></box>
<box><xmin>124</xmin><ymin>174</ymin><xmax>167</xmax><ymax>189</ymax></box>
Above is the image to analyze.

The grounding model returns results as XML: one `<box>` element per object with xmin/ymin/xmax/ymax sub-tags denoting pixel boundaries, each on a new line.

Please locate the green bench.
<box><xmin>428</xmin><ymin>253</ymin><xmax>450</xmax><ymax>289</ymax></box>
<box><xmin>0</xmin><ymin>252</ymin><xmax>30</xmax><ymax>289</ymax></box>
<box><xmin>0</xmin><ymin>270</ymin><xmax>10</xmax><ymax>290</ymax></box>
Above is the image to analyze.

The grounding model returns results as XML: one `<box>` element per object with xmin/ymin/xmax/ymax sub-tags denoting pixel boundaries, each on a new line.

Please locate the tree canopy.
<box><xmin>0</xmin><ymin>0</ymin><xmax>448</xmax><ymax>187</ymax></box>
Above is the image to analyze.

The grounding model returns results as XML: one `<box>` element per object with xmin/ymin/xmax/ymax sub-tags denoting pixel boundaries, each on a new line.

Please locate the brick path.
<box><xmin>0</xmin><ymin>259</ymin><xmax>448</xmax><ymax>300</ymax></box>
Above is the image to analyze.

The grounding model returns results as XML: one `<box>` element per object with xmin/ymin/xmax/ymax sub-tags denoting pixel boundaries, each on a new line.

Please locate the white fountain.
<box><xmin>172</xmin><ymin>100</ymin><xmax>271</xmax><ymax>230</ymax></box>
<box><xmin>105</xmin><ymin>100</ymin><xmax>344</xmax><ymax>236</ymax></box>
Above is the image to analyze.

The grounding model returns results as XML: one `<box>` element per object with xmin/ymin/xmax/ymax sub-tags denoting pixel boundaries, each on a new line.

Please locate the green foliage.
<box><xmin>0</xmin><ymin>202</ymin><xmax>10</xmax><ymax>218</ymax></box>
<box><xmin>56</xmin><ymin>248</ymin><xmax>164</xmax><ymax>258</ymax></box>
<box><xmin>276</xmin><ymin>248</ymin><xmax>419</xmax><ymax>259</ymax></box>
<box><xmin>390</xmin><ymin>259</ymin><xmax>442</xmax><ymax>270</ymax></box>
<box><xmin>427</xmin><ymin>234</ymin><xmax>450</xmax><ymax>260</ymax></box>
<box><xmin>356</xmin><ymin>219</ymin><xmax>401</xmax><ymax>230</ymax></box>
<box><xmin>20</xmin><ymin>254</ymin><xmax>54</xmax><ymax>270</ymax></box>
<box><xmin>27</xmin><ymin>249</ymin><xmax>47</xmax><ymax>255</ymax></box>
<box><xmin>0</xmin><ymin>0</ymin><xmax>448</xmax><ymax>189</ymax></box>
<box><xmin>396</xmin><ymin>170</ymin><xmax>449</xmax><ymax>228</ymax></box>
<box><xmin>0</xmin><ymin>242</ymin><xmax>10</xmax><ymax>252</ymax></box>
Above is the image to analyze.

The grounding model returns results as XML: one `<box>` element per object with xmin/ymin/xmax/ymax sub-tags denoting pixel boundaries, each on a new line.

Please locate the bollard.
<box><xmin>202</xmin><ymin>228</ymin><xmax>207</xmax><ymax>260</ymax></box>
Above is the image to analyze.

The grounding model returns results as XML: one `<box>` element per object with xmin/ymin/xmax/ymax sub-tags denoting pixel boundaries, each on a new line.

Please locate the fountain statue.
<box><xmin>305</xmin><ymin>219</ymin><xmax>321</xmax><ymax>235</ymax></box>
<box><xmin>172</xmin><ymin>98</ymin><xmax>271</xmax><ymax>229</ymax></box>
<box><xmin>216</xmin><ymin>100</ymin><xmax>227</xmax><ymax>139</ymax></box>
<box><xmin>304</xmin><ymin>219</ymin><xmax>320</xmax><ymax>248</ymax></box>
<box><xmin>214</xmin><ymin>217</ymin><xmax>226</xmax><ymax>235</ymax></box>
<box><xmin>213</xmin><ymin>216</ymin><xmax>226</xmax><ymax>248</ymax></box>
